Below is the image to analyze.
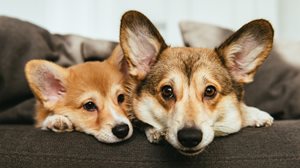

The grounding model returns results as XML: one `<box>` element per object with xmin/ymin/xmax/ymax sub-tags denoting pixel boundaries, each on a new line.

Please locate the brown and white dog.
<box><xmin>120</xmin><ymin>11</ymin><xmax>274</xmax><ymax>155</ymax></box>
<box><xmin>25</xmin><ymin>45</ymin><xmax>133</xmax><ymax>143</ymax></box>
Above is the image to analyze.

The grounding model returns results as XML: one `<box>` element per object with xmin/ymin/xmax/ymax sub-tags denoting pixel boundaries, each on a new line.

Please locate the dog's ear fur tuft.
<box><xmin>120</xmin><ymin>10</ymin><xmax>167</xmax><ymax>80</ymax></box>
<box><xmin>107</xmin><ymin>44</ymin><xmax>128</xmax><ymax>75</ymax></box>
<box><xmin>216</xmin><ymin>19</ymin><xmax>274</xmax><ymax>83</ymax></box>
<box><xmin>25</xmin><ymin>60</ymin><xmax>67</xmax><ymax>109</ymax></box>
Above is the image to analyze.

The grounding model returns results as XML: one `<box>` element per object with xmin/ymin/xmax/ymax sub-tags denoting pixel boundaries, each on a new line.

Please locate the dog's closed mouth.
<box><xmin>179</xmin><ymin>148</ymin><xmax>204</xmax><ymax>156</ymax></box>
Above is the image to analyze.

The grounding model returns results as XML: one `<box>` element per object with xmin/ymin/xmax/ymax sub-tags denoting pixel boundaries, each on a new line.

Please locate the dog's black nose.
<box><xmin>177</xmin><ymin>128</ymin><xmax>202</xmax><ymax>148</ymax></box>
<box><xmin>112</xmin><ymin>124</ymin><xmax>129</xmax><ymax>139</ymax></box>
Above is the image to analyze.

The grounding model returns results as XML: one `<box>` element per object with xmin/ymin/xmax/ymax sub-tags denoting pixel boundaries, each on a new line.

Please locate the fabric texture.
<box><xmin>0</xmin><ymin>120</ymin><xmax>299</xmax><ymax>168</ymax></box>
<box><xmin>0</xmin><ymin>16</ymin><xmax>117</xmax><ymax>124</ymax></box>
<box><xmin>180</xmin><ymin>21</ymin><xmax>300</xmax><ymax>120</ymax></box>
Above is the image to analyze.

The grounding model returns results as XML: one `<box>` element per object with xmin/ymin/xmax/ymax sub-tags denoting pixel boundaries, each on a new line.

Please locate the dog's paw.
<box><xmin>242</xmin><ymin>105</ymin><xmax>274</xmax><ymax>127</ymax></box>
<box><xmin>42</xmin><ymin>115</ymin><xmax>74</xmax><ymax>132</ymax></box>
<box><xmin>145</xmin><ymin>127</ymin><xmax>164</xmax><ymax>144</ymax></box>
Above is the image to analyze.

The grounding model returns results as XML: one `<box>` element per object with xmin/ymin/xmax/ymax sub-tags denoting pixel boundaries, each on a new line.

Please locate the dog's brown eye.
<box><xmin>83</xmin><ymin>101</ymin><xmax>98</xmax><ymax>112</ymax></box>
<box><xmin>117</xmin><ymin>94</ymin><xmax>125</xmax><ymax>104</ymax></box>
<box><xmin>161</xmin><ymin>85</ymin><xmax>175</xmax><ymax>100</ymax></box>
<box><xmin>204</xmin><ymin>85</ymin><xmax>217</xmax><ymax>98</ymax></box>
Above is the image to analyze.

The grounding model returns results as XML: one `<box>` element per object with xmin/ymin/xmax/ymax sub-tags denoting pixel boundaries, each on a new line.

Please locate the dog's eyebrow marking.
<box><xmin>110</xmin><ymin>83</ymin><xmax>124</xmax><ymax>96</ymax></box>
<box><xmin>77</xmin><ymin>91</ymin><xmax>102</xmax><ymax>106</ymax></box>
<box><xmin>202</xmin><ymin>76</ymin><xmax>209</xmax><ymax>85</ymax></box>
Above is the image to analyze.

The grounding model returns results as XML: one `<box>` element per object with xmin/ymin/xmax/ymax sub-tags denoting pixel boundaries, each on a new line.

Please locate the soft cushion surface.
<box><xmin>0</xmin><ymin>121</ymin><xmax>299</xmax><ymax>168</ymax></box>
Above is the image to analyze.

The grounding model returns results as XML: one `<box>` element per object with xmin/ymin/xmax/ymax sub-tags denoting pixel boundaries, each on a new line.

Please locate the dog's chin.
<box><xmin>95</xmin><ymin>134</ymin><xmax>130</xmax><ymax>143</ymax></box>
<box><xmin>178</xmin><ymin>148</ymin><xmax>205</xmax><ymax>156</ymax></box>
<box><xmin>86</xmin><ymin>129</ymin><xmax>132</xmax><ymax>144</ymax></box>
<box><xmin>166</xmin><ymin>135</ymin><xmax>206</xmax><ymax>156</ymax></box>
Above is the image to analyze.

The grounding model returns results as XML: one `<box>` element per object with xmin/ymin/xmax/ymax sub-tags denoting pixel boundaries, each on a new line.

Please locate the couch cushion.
<box><xmin>0</xmin><ymin>120</ymin><xmax>299</xmax><ymax>168</ymax></box>
<box><xmin>180</xmin><ymin>21</ymin><xmax>300</xmax><ymax>120</ymax></box>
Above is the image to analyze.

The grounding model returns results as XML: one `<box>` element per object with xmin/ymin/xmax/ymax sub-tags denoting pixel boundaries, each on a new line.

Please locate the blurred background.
<box><xmin>0</xmin><ymin>0</ymin><xmax>299</xmax><ymax>46</ymax></box>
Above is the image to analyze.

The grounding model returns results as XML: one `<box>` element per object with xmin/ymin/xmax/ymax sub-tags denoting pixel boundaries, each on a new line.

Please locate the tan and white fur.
<box><xmin>120</xmin><ymin>11</ymin><xmax>274</xmax><ymax>155</ymax></box>
<box><xmin>25</xmin><ymin>45</ymin><xmax>133</xmax><ymax>143</ymax></box>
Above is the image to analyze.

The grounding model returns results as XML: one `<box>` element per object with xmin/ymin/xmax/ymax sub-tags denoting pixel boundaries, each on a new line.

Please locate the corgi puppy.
<box><xmin>25</xmin><ymin>45</ymin><xmax>133</xmax><ymax>143</ymax></box>
<box><xmin>120</xmin><ymin>11</ymin><xmax>274</xmax><ymax>155</ymax></box>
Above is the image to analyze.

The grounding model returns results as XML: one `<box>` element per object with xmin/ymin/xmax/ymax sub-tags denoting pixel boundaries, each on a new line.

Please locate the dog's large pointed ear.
<box><xmin>25</xmin><ymin>60</ymin><xmax>68</xmax><ymax>109</ymax></box>
<box><xmin>216</xmin><ymin>19</ymin><xmax>274</xmax><ymax>83</ymax></box>
<box><xmin>120</xmin><ymin>10</ymin><xmax>168</xmax><ymax>80</ymax></box>
<box><xmin>107</xmin><ymin>44</ymin><xmax>128</xmax><ymax>75</ymax></box>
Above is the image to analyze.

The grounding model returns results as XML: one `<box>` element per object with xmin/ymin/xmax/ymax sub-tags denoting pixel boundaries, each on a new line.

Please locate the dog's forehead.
<box><xmin>140</xmin><ymin>47</ymin><xmax>233</xmax><ymax>96</ymax></box>
<box><xmin>157</xmin><ymin>47</ymin><xmax>240</xmax><ymax>99</ymax></box>
<box><xmin>159</xmin><ymin>47</ymin><xmax>225</xmax><ymax>78</ymax></box>
<box><xmin>161</xmin><ymin>47</ymin><xmax>219</xmax><ymax>65</ymax></box>
<box><xmin>67</xmin><ymin>62</ymin><xmax>124</xmax><ymax>96</ymax></box>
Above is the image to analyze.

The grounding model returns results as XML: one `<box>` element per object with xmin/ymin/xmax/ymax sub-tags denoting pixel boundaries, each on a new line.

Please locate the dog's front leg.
<box><xmin>241</xmin><ymin>103</ymin><xmax>274</xmax><ymax>128</ymax></box>
<box><xmin>41</xmin><ymin>114</ymin><xmax>74</xmax><ymax>132</ymax></box>
<box><xmin>145</xmin><ymin>127</ymin><xmax>165</xmax><ymax>144</ymax></box>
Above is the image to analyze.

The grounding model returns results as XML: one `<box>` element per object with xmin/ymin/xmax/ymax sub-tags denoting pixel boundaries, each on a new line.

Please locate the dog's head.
<box><xmin>120</xmin><ymin>11</ymin><xmax>273</xmax><ymax>155</ymax></box>
<box><xmin>25</xmin><ymin>45</ymin><xmax>133</xmax><ymax>143</ymax></box>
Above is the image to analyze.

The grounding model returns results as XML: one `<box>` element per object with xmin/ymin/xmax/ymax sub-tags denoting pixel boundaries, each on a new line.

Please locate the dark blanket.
<box><xmin>180</xmin><ymin>21</ymin><xmax>300</xmax><ymax>120</ymax></box>
<box><xmin>0</xmin><ymin>16</ymin><xmax>117</xmax><ymax>124</ymax></box>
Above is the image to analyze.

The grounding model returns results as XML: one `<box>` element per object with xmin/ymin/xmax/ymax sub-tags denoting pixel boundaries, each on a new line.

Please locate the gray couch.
<box><xmin>1</xmin><ymin>121</ymin><xmax>299</xmax><ymax>168</ymax></box>
<box><xmin>0</xmin><ymin>17</ymin><xmax>299</xmax><ymax>168</ymax></box>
